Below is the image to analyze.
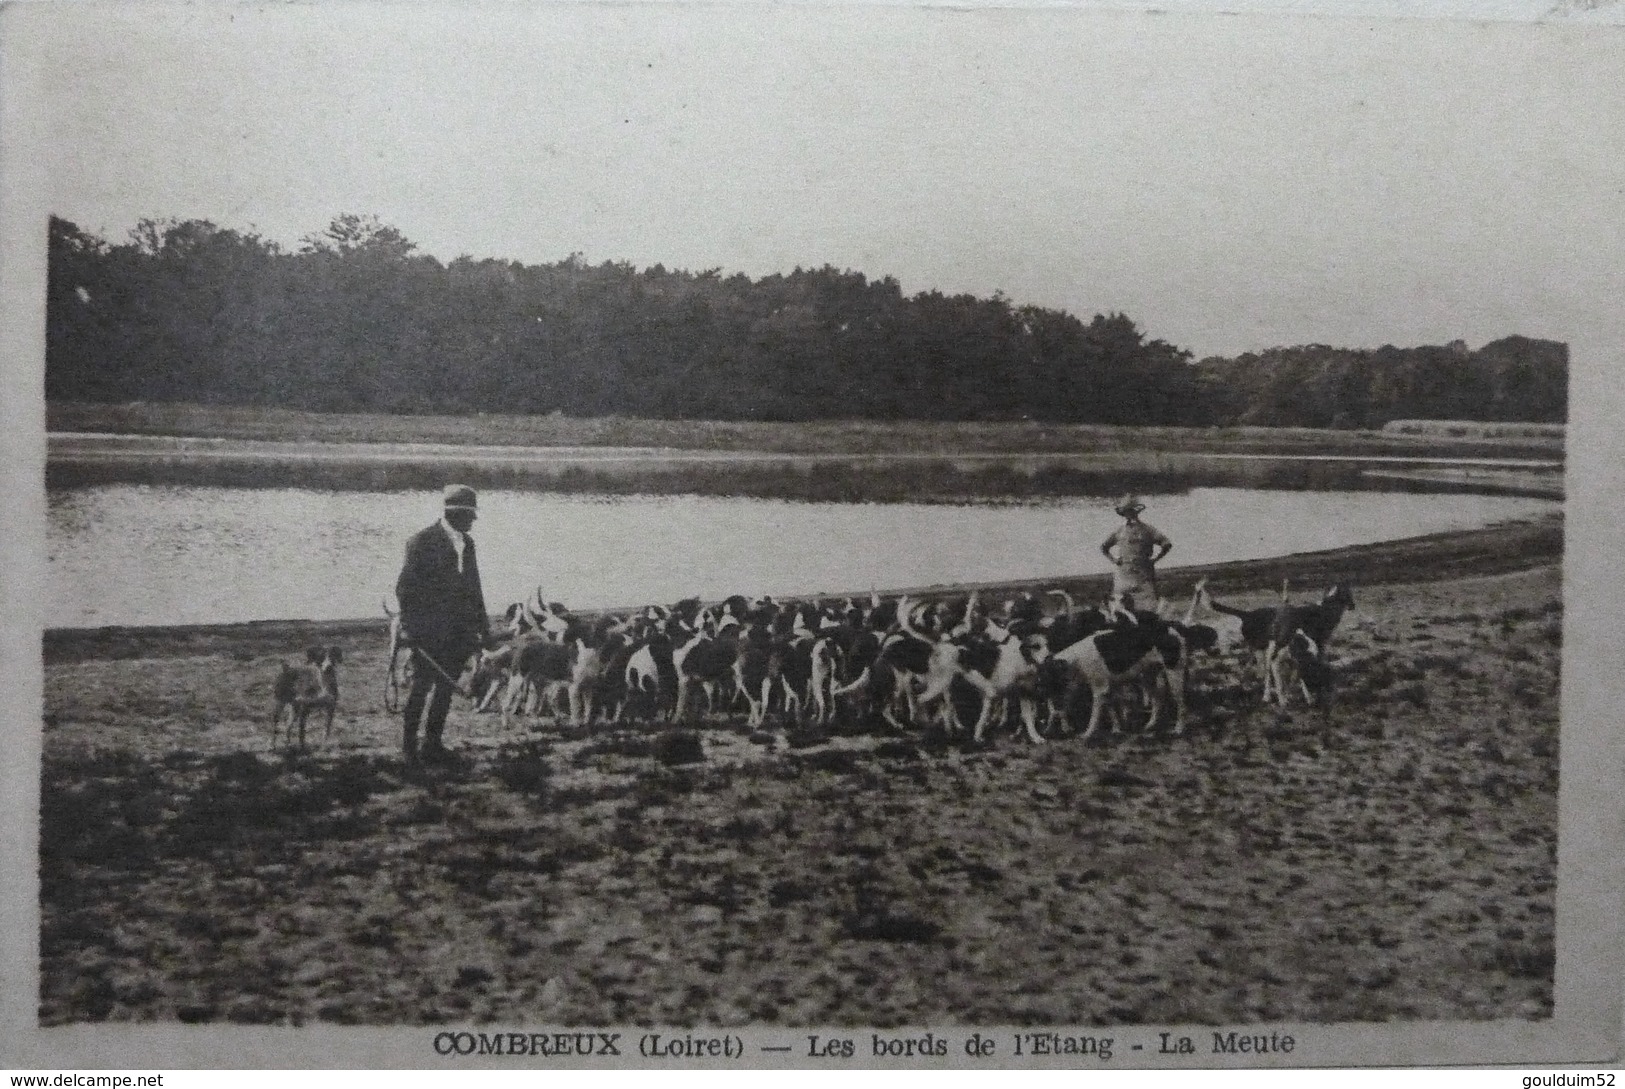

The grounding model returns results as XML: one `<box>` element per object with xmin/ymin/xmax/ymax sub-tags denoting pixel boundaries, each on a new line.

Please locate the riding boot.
<box><xmin>421</xmin><ymin>679</ymin><xmax>455</xmax><ymax>760</ymax></box>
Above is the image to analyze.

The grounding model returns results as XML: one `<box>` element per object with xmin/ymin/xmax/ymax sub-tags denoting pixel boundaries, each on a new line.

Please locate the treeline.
<box><xmin>1193</xmin><ymin>338</ymin><xmax>1567</xmax><ymax>428</ymax></box>
<box><xmin>46</xmin><ymin>215</ymin><xmax>1566</xmax><ymax>427</ymax></box>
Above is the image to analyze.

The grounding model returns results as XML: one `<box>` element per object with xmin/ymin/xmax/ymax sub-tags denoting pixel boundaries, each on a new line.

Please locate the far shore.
<box><xmin>42</xmin><ymin>512</ymin><xmax>1562</xmax><ymax>662</ymax></box>
<box><xmin>48</xmin><ymin>400</ymin><xmax>1567</xmax><ymax>458</ymax></box>
<box><xmin>46</xmin><ymin>421</ymin><xmax>1565</xmax><ymax>502</ymax></box>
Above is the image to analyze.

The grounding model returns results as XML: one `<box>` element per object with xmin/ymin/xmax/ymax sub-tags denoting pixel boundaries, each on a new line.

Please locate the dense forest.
<box><xmin>46</xmin><ymin>215</ymin><xmax>1567</xmax><ymax>427</ymax></box>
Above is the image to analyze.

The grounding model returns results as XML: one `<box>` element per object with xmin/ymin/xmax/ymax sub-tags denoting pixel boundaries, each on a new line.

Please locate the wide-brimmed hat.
<box><xmin>1114</xmin><ymin>494</ymin><xmax>1146</xmax><ymax>516</ymax></box>
<box><xmin>442</xmin><ymin>484</ymin><xmax>478</xmax><ymax>511</ymax></box>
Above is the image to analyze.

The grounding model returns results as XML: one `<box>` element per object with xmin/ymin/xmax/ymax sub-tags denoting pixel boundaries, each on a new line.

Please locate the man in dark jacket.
<box><xmin>396</xmin><ymin>484</ymin><xmax>491</xmax><ymax>763</ymax></box>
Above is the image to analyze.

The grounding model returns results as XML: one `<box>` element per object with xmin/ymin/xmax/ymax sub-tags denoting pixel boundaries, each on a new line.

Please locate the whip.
<box><xmin>409</xmin><ymin>645</ymin><xmax>478</xmax><ymax>701</ymax></box>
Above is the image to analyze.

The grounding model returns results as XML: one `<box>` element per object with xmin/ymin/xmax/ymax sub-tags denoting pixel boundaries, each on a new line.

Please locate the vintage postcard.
<box><xmin>1</xmin><ymin>0</ymin><xmax>1621</xmax><ymax>1071</ymax></box>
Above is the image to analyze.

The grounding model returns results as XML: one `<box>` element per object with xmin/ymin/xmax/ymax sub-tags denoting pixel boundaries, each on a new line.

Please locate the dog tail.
<box><xmin>1200</xmin><ymin>584</ymin><xmax>1248</xmax><ymax>620</ymax></box>
<box><xmin>831</xmin><ymin>665</ymin><xmax>872</xmax><ymax>698</ymax></box>
<box><xmin>1182</xmin><ymin>581</ymin><xmax>1202</xmax><ymax>626</ymax></box>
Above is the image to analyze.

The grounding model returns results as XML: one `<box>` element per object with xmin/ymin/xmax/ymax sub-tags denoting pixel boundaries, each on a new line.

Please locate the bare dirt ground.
<box><xmin>39</xmin><ymin>545</ymin><xmax>1561</xmax><ymax>1027</ymax></box>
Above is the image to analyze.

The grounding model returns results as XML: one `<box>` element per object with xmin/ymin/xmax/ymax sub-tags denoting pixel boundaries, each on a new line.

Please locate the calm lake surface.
<box><xmin>45</xmin><ymin>485</ymin><xmax>1559</xmax><ymax>629</ymax></box>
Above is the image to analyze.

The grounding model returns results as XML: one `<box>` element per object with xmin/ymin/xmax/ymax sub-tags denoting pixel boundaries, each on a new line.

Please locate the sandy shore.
<box><xmin>39</xmin><ymin>514</ymin><xmax>1562</xmax><ymax>1026</ymax></box>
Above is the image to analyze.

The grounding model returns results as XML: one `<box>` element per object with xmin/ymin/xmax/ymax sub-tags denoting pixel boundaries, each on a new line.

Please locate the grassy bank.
<box><xmin>41</xmin><ymin>447</ymin><xmax>1459</xmax><ymax>499</ymax></box>
<box><xmin>46</xmin><ymin>438</ymin><xmax>1563</xmax><ymax>502</ymax></box>
<box><xmin>51</xmin><ymin>400</ymin><xmax>1566</xmax><ymax>459</ymax></box>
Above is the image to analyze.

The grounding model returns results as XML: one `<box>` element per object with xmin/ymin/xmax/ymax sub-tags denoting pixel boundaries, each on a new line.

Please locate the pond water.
<box><xmin>43</xmin><ymin>484</ymin><xmax>1559</xmax><ymax>628</ymax></box>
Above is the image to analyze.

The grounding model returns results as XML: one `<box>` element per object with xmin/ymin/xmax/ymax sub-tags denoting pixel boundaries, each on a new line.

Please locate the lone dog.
<box><xmin>271</xmin><ymin>646</ymin><xmax>343</xmax><ymax>749</ymax></box>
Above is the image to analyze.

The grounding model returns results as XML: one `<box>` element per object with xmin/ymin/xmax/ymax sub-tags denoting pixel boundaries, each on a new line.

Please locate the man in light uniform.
<box><xmin>1100</xmin><ymin>494</ymin><xmax>1172</xmax><ymax>608</ymax></box>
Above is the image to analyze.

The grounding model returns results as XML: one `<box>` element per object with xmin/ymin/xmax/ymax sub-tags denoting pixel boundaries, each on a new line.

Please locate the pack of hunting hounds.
<box><xmin>351</xmin><ymin>578</ymin><xmax>1358</xmax><ymax>751</ymax></box>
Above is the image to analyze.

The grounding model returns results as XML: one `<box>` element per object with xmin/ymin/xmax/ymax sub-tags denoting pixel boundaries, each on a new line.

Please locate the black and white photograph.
<box><xmin>2</xmin><ymin>0</ymin><xmax>1621</xmax><ymax>1070</ymax></box>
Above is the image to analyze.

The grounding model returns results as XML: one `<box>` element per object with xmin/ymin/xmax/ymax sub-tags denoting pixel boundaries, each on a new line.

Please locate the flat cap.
<box><xmin>442</xmin><ymin>484</ymin><xmax>478</xmax><ymax>510</ymax></box>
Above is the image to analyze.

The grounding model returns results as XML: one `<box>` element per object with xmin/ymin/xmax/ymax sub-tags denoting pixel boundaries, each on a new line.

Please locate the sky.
<box><xmin>7</xmin><ymin>1</ymin><xmax>1623</xmax><ymax>359</ymax></box>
